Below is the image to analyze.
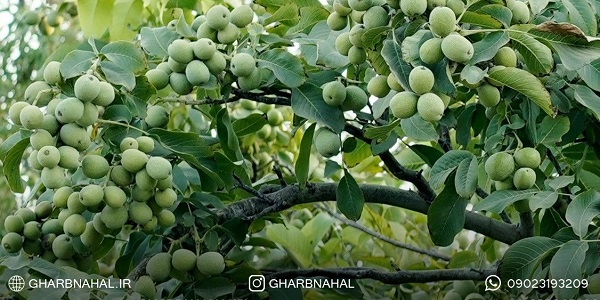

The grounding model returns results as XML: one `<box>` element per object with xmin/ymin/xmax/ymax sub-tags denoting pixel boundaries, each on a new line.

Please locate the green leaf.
<box><xmin>456</xmin><ymin>104</ymin><xmax>476</xmax><ymax>147</ymax></box>
<box><xmin>361</xmin><ymin>26</ymin><xmax>390</xmax><ymax>51</ymax></box>
<box><xmin>232</xmin><ymin>114</ymin><xmax>268</xmax><ymax>137</ymax></box>
<box><xmin>102</xmin><ymin>104</ymin><xmax>132</xmax><ymax>122</ymax></box>
<box><xmin>301</xmin><ymin>213</ymin><xmax>334</xmax><ymax>246</ymax></box>
<box><xmin>427</xmin><ymin>183</ymin><xmax>468</xmax><ymax>246</ymax></box>
<box><xmin>508</xmin><ymin>30</ymin><xmax>553</xmax><ymax>74</ymax></box>
<box><xmin>59</xmin><ymin>50</ymin><xmax>96</xmax><ymax>79</ymax></box>
<box><xmin>381</xmin><ymin>40</ymin><xmax>411</xmax><ymax>91</ymax></box>
<box><xmin>77</xmin><ymin>0</ymin><xmax>114</xmax><ymax>38</ymax></box>
<box><xmin>2</xmin><ymin>136</ymin><xmax>29</xmax><ymax>193</ymax></box>
<box><xmin>140</xmin><ymin>27</ymin><xmax>179</xmax><ymax>57</ymax></box>
<box><xmin>535</xmin><ymin>115</ymin><xmax>569</xmax><ymax>145</ymax></box>
<box><xmin>99</xmin><ymin>60</ymin><xmax>136</xmax><ymax>90</ymax></box>
<box><xmin>400</xmin><ymin>115</ymin><xmax>439</xmax><ymax>142</ymax></box>
<box><xmin>291</xmin><ymin>82</ymin><xmax>345</xmax><ymax>133</ymax></box>
<box><xmin>455</xmin><ymin>156</ymin><xmax>478</xmax><ymax>198</ymax></box>
<box><xmin>101</xmin><ymin>41</ymin><xmax>145</xmax><ymax>73</ymax></box>
<box><xmin>147</xmin><ymin>128</ymin><xmax>211</xmax><ymax>158</ymax></box>
<box><xmin>460</xmin><ymin>11</ymin><xmax>503</xmax><ymax>29</ymax></box>
<box><xmin>194</xmin><ymin>277</ymin><xmax>236</xmax><ymax>299</ymax></box>
<box><xmin>266</xmin><ymin>224</ymin><xmax>313</xmax><ymax>268</ymax></box>
<box><xmin>473</xmin><ymin>189</ymin><xmax>538</xmax><ymax>213</ymax></box>
<box><xmin>469</xmin><ymin>31</ymin><xmax>509</xmax><ymax>64</ymax></box>
<box><xmin>265</xmin><ymin>3</ymin><xmax>300</xmax><ymax>27</ymax></box>
<box><xmin>499</xmin><ymin>237</ymin><xmax>563</xmax><ymax>280</ymax></box>
<box><xmin>429</xmin><ymin>150</ymin><xmax>474</xmax><ymax>189</ymax></box>
<box><xmin>220</xmin><ymin>218</ymin><xmax>248</xmax><ymax>246</ymax></box>
<box><xmin>109</xmin><ymin>0</ymin><xmax>143</xmax><ymax>41</ymax></box>
<box><xmin>562</xmin><ymin>0</ymin><xmax>597</xmax><ymax>37</ymax></box>
<box><xmin>296</xmin><ymin>123</ymin><xmax>316</xmax><ymax>189</ymax></box>
<box><xmin>571</xmin><ymin>84</ymin><xmax>600</xmax><ymax>120</ymax></box>
<box><xmin>577</xmin><ymin>58</ymin><xmax>600</xmax><ymax>92</ymax></box>
<box><xmin>488</xmin><ymin>67</ymin><xmax>553</xmax><ymax>115</ymax></box>
<box><xmin>258</xmin><ymin>49</ymin><xmax>305</xmax><ymax>88</ymax></box>
<box><xmin>343</xmin><ymin>140</ymin><xmax>372</xmax><ymax>168</ymax></box>
<box><xmin>529</xmin><ymin>191</ymin><xmax>559</xmax><ymax>211</ymax></box>
<box><xmin>337</xmin><ymin>169</ymin><xmax>365</xmax><ymax>221</ymax></box>
<box><xmin>460</xmin><ymin>65</ymin><xmax>486</xmax><ymax>86</ymax></box>
<box><xmin>476</xmin><ymin>4</ymin><xmax>513</xmax><ymax>27</ymax></box>
<box><xmin>407</xmin><ymin>144</ymin><xmax>444</xmax><ymax>167</ymax></box>
<box><xmin>287</xmin><ymin>7</ymin><xmax>329</xmax><ymax>34</ymax></box>
<box><xmin>448</xmin><ymin>250</ymin><xmax>479</xmax><ymax>268</ymax></box>
<box><xmin>402</xmin><ymin>29</ymin><xmax>430</xmax><ymax>66</ymax></box>
<box><xmin>364</xmin><ymin>119</ymin><xmax>400</xmax><ymax>141</ymax></box>
<box><xmin>550</xmin><ymin>240</ymin><xmax>588</xmax><ymax>299</ymax></box>
<box><xmin>216</xmin><ymin>109</ymin><xmax>244</xmax><ymax>162</ymax></box>
<box><xmin>565</xmin><ymin>190</ymin><xmax>600</xmax><ymax>238</ymax></box>
<box><xmin>546</xmin><ymin>175</ymin><xmax>575</xmax><ymax>190</ymax></box>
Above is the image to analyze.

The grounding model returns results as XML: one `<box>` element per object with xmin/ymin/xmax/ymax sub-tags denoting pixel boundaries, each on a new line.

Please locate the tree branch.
<box><xmin>518</xmin><ymin>211</ymin><xmax>534</xmax><ymax>238</ymax></box>
<box><xmin>318</xmin><ymin>204</ymin><xmax>451</xmax><ymax>261</ymax></box>
<box><xmin>220</xmin><ymin>183</ymin><xmax>522</xmax><ymax>245</ymax></box>
<box><xmin>263</xmin><ymin>267</ymin><xmax>496</xmax><ymax>285</ymax></box>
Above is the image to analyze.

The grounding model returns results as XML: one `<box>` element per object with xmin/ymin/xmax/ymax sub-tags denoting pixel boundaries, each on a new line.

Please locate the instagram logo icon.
<box><xmin>248</xmin><ymin>275</ymin><xmax>266</xmax><ymax>292</ymax></box>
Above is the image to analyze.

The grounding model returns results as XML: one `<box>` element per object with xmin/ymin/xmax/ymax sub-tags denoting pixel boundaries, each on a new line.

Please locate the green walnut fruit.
<box><xmin>8</xmin><ymin>101</ymin><xmax>29</xmax><ymax>125</ymax></box>
<box><xmin>120</xmin><ymin>137</ymin><xmax>138</xmax><ymax>152</ymax></box>
<box><xmin>327</xmin><ymin>13</ymin><xmax>347</xmax><ymax>32</ymax></box>
<box><xmin>145</xmin><ymin>106</ymin><xmax>170</xmax><ymax>128</ymax></box>
<box><xmin>477</xmin><ymin>84</ymin><xmax>501</xmax><ymax>108</ymax></box>
<box><xmin>53</xmin><ymin>186</ymin><xmax>72</xmax><ymax>208</ymax></box>
<box><xmin>135</xmin><ymin>276</ymin><xmax>157</xmax><ymax>299</ymax></box>
<box><xmin>334</xmin><ymin>1</ymin><xmax>352</xmax><ymax>16</ymax></box>
<box><xmin>147</xmin><ymin>252</ymin><xmax>172</xmax><ymax>282</ymax></box>
<box><xmin>155</xmin><ymin>188</ymin><xmax>177</xmax><ymax>208</ymax></box>
<box><xmin>41</xmin><ymin>166</ymin><xmax>66</xmax><ymax>189</ymax></box>
<box><xmin>348</xmin><ymin>0</ymin><xmax>372</xmax><ymax>11</ymax></box>
<box><xmin>335</xmin><ymin>32</ymin><xmax>352</xmax><ymax>56</ymax></box>
<box><xmin>495</xmin><ymin>178</ymin><xmax>514</xmax><ymax>190</ymax></box>
<box><xmin>314</xmin><ymin>128</ymin><xmax>341</xmax><ymax>158</ymax></box>
<box><xmin>185</xmin><ymin>60</ymin><xmax>210</xmax><ymax>86</ymax></box>
<box><xmin>511</xmin><ymin>1</ymin><xmax>530</xmax><ymax>24</ymax></box>
<box><xmin>217</xmin><ymin>23</ymin><xmax>240</xmax><ymax>44</ymax></box>
<box><xmin>63</xmin><ymin>214</ymin><xmax>86</xmax><ymax>237</ymax></box>
<box><xmin>409</xmin><ymin>66</ymin><xmax>434</xmax><ymax>95</ymax></box>
<box><xmin>453</xmin><ymin>280</ymin><xmax>476</xmax><ymax>298</ymax></box>
<box><xmin>191</xmin><ymin>15</ymin><xmax>206</xmax><ymax>31</ymax></box>
<box><xmin>513</xmin><ymin>147</ymin><xmax>541</xmax><ymax>168</ymax></box>
<box><xmin>342</xmin><ymin>85</ymin><xmax>368</xmax><ymax>111</ymax></box>
<box><xmin>494</xmin><ymin>47</ymin><xmax>517</xmax><ymax>67</ymax></box>
<box><xmin>206</xmin><ymin>5</ymin><xmax>230</xmax><ymax>30</ymax></box>
<box><xmin>30</xmin><ymin>129</ymin><xmax>54</xmax><ymax>150</ymax></box>
<box><xmin>168</xmin><ymin>57</ymin><xmax>186</xmax><ymax>73</ymax></box>
<box><xmin>238</xmin><ymin>68</ymin><xmax>262</xmax><ymax>91</ymax></box>
<box><xmin>363</xmin><ymin>6</ymin><xmax>389</xmax><ymax>29</ymax></box>
<box><xmin>390</xmin><ymin>91</ymin><xmax>418</xmax><ymax>119</ymax></box>
<box><xmin>136</xmin><ymin>136</ymin><xmax>155</xmax><ymax>154</ymax></box>
<box><xmin>135</xmin><ymin>169</ymin><xmax>157</xmax><ymax>191</ymax></box>
<box><xmin>231</xmin><ymin>53</ymin><xmax>256</xmax><ymax>77</ymax></box>
<box><xmin>429</xmin><ymin>7</ymin><xmax>456</xmax><ymax>37</ymax></box>
<box><xmin>23</xmin><ymin>221</ymin><xmax>41</xmax><ymax>240</ymax></box>
<box><xmin>110</xmin><ymin>165</ymin><xmax>133</xmax><ymax>187</ymax></box>
<box><xmin>196</xmin><ymin>22</ymin><xmax>218</xmax><ymax>41</ymax></box>
<box><xmin>169</xmin><ymin>72</ymin><xmax>193</xmax><ymax>95</ymax></box>
<box><xmin>80</xmin><ymin>184</ymin><xmax>104</xmax><ymax>207</ymax></box>
<box><xmin>93</xmin><ymin>81</ymin><xmax>116</xmax><ymax>106</ymax></box>
<box><xmin>45</xmin><ymin>10</ymin><xmax>63</xmax><ymax>27</ymax></box>
<box><xmin>348</xmin><ymin>46</ymin><xmax>367</xmax><ymax>65</ymax></box>
<box><xmin>132</xmin><ymin>186</ymin><xmax>153</xmax><ymax>202</ymax></box>
<box><xmin>2</xmin><ymin>232</ymin><xmax>23</xmax><ymax>253</ymax></box>
<box><xmin>103</xmin><ymin>186</ymin><xmax>127</xmax><ymax>208</ymax></box>
<box><xmin>22</xmin><ymin>11</ymin><xmax>41</xmax><ymax>25</ymax></box>
<box><xmin>367</xmin><ymin>75</ymin><xmax>390</xmax><ymax>98</ymax></box>
<box><xmin>60</xmin><ymin>123</ymin><xmax>90</xmax><ymax>151</ymax></box>
<box><xmin>485</xmin><ymin>152</ymin><xmax>515</xmax><ymax>181</ymax></box>
<box><xmin>82</xmin><ymin>155</ymin><xmax>110</xmax><ymax>179</ymax></box>
<box><xmin>417</xmin><ymin>93</ymin><xmax>445</xmax><ymax>122</ymax></box>
<box><xmin>322</xmin><ymin>81</ymin><xmax>346</xmax><ymax>106</ymax></box>
<box><xmin>172</xmin><ymin>249</ymin><xmax>197</xmax><ymax>272</ymax></box>
<box><xmin>67</xmin><ymin>192</ymin><xmax>86</xmax><ymax>214</ymax></box>
<box><xmin>29</xmin><ymin>150</ymin><xmax>43</xmax><ymax>170</ymax></box>
<box><xmin>74</xmin><ymin>75</ymin><xmax>101</xmax><ymax>102</ymax></box>
<box><xmin>349</xmin><ymin>25</ymin><xmax>365</xmax><ymax>47</ymax></box>
<box><xmin>4</xmin><ymin>215</ymin><xmax>24</xmax><ymax>233</ymax></box>
<box><xmin>15</xmin><ymin>208</ymin><xmax>35</xmax><ymax>223</ymax></box>
<box><xmin>129</xmin><ymin>202</ymin><xmax>153</xmax><ymax>225</ymax></box>
<box><xmin>156</xmin><ymin>175</ymin><xmax>173</xmax><ymax>191</ymax></box>
<box><xmin>55</xmin><ymin>97</ymin><xmax>85</xmax><ymax>124</ymax></box>
<box><xmin>441</xmin><ymin>33</ymin><xmax>474</xmax><ymax>63</ymax></box>
<box><xmin>419</xmin><ymin>38</ymin><xmax>444</xmax><ymax>65</ymax></box>
<box><xmin>92</xmin><ymin>213</ymin><xmax>112</xmax><ymax>235</ymax></box>
<box><xmin>443</xmin><ymin>291</ymin><xmax>463</xmax><ymax>300</ymax></box>
<box><xmin>75</xmin><ymin>102</ymin><xmax>99</xmax><ymax>127</ymax></box>
<box><xmin>146</xmin><ymin>69</ymin><xmax>169</xmax><ymax>90</ymax></box>
<box><xmin>446</xmin><ymin>0</ymin><xmax>465</xmax><ymax>15</ymax></box>
<box><xmin>191</xmin><ymin>38</ymin><xmax>216</xmax><ymax>60</ymax></box>
<box><xmin>168</xmin><ymin>39</ymin><xmax>194</xmax><ymax>64</ymax></box>
<box><xmin>230</xmin><ymin>5</ymin><xmax>254</xmax><ymax>28</ymax></box>
<box><xmin>205</xmin><ymin>52</ymin><xmax>227</xmax><ymax>74</ymax></box>
<box><xmin>20</xmin><ymin>104</ymin><xmax>44</xmax><ymax>129</ymax></box>
<box><xmin>401</xmin><ymin>0</ymin><xmax>427</xmax><ymax>16</ymax></box>
<box><xmin>587</xmin><ymin>273</ymin><xmax>600</xmax><ymax>294</ymax></box>
<box><xmin>157</xmin><ymin>209</ymin><xmax>176</xmax><ymax>227</ymax></box>
<box><xmin>146</xmin><ymin>157</ymin><xmax>172</xmax><ymax>180</ymax></box>
<box><xmin>37</xmin><ymin>145</ymin><xmax>60</xmax><ymax>168</ymax></box>
<box><xmin>121</xmin><ymin>149</ymin><xmax>149</xmax><ymax>173</ymax></box>
<box><xmin>42</xmin><ymin>220</ymin><xmax>62</xmax><ymax>236</ymax></box>
<box><xmin>350</xmin><ymin>9</ymin><xmax>365</xmax><ymax>23</ymax></box>
<box><xmin>40</xmin><ymin>114</ymin><xmax>60</xmax><ymax>135</ymax></box>
<box><xmin>23</xmin><ymin>239</ymin><xmax>42</xmax><ymax>256</ymax></box>
<box><xmin>197</xmin><ymin>251</ymin><xmax>225</xmax><ymax>275</ymax></box>
<box><xmin>43</xmin><ymin>61</ymin><xmax>62</xmax><ymax>85</ymax></box>
<box><xmin>35</xmin><ymin>201</ymin><xmax>53</xmax><ymax>219</ymax></box>
<box><xmin>100</xmin><ymin>206</ymin><xmax>128</xmax><ymax>229</ymax></box>
<box><xmin>267</xmin><ymin>109</ymin><xmax>284</xmax><ymax>126</ymax></box>
<box><xmin>513</xmin><ymin>167</ymin><xmax>536</xmax><ymax>190</ymax></box>
<box><xmin>52</xmin><ymin>234</ymin><xmax>75</xmax><ymax>259</ymax></box>
<box><xmin>24</xmin><ymin>81</ymin><xmax>53</xmax><ymax>106</ymax></box>
<box><xmin>58</xmin><ymin>146</ymin><xmax>79</xmax><ymax>170</ymax></box>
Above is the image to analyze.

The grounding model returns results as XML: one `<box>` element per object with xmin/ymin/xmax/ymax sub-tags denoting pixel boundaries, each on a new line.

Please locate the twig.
<box><xmin>272</xmin><ymin>160</ymin><xmax>287</xmax><ymax>187</ymax></box>
<box><xmin>318</xmin><ymin>204</ymin><xmax>451</xmax><ymax>261</ymax></box>
<box><xmin>438</xmin><ymin>125</ymin><xmax>451</xmax><ymax>152</ymax></box>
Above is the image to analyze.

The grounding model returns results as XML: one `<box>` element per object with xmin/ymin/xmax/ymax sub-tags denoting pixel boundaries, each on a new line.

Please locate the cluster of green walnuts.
<box><xmin>21</xmin><ymin>6</ymin><xmax>74</xmax><ymax>36</ymax></box>
<box><xmin>134</xmin><ymin>250</ymin><xmax>225</xmax><ymax>298</ymax></box>
<box><xmin>145</xmin><ymin>5</ymin><xmax>257</xmax><ymax>94</ymax></box>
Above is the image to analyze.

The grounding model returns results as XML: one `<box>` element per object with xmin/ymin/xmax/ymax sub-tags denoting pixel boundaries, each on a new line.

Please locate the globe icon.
<box><xmin>7</xmin><ymin>275</ymin><xmax>25</xmax><ymax>292</ymax></box>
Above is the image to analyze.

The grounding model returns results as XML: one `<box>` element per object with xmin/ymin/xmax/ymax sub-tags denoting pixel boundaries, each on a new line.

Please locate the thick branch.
<box><xmin>518</xmin><ymin>211</ymin><xmax>534</xmax><ymax>238</ymax></box>
<box><xmin>220</xmin><ymin>183</ymin><xmax>522</xmax><ymax>245</ymax></box>
<box><xmin>263</xmin><ymin>267</ymin><xmax>495</xmax><ymax>284</ymax></box>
